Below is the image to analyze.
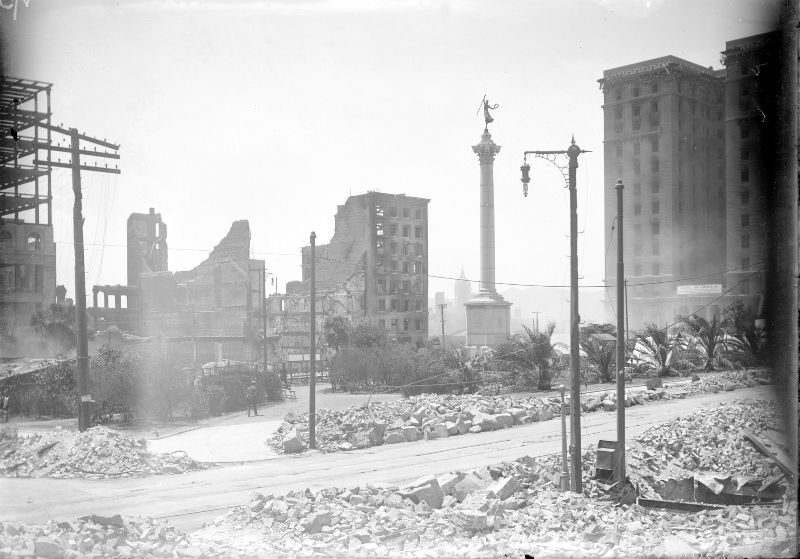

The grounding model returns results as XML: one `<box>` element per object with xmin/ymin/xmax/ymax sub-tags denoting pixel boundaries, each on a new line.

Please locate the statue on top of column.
<box><xmin>483</xmin><ymin>97</ymin><xmax>499</xmax><ymax>127</ymax></box>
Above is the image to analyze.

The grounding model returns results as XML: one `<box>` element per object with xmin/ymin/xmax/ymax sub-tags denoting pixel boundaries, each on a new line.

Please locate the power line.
<box><xmin>315</xmin><ymin>253</ymin><xmax>762</xmax><ymax>289</ymax></box>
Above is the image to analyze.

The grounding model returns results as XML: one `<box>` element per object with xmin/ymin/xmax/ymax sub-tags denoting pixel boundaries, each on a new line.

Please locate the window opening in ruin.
<box><xmin>27</xmin><ymin>233</ymin><xmax>41</xmax><ymax>250</ymax></box>
<box><xmin>402</xmin><ymin>208</ymin><xmax>410</xmax><ymax>219</ymax></box>
<box><xmin>0</xmin><ymin>231</ymin><xmax>11</xmax><ymax>250</ymax></box>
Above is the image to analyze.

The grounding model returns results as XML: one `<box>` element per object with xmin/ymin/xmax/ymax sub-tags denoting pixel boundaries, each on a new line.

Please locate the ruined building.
<box><xmin>90</xmin><ymin>208</ymin><xmax>168</xmax><ymax>332</ymax></box>
<box><xmin>138</xmin><ymin>220</ymin><xmax>265</xmax><ymax>364</ymax></box>
<box><xmin>268</xmin><ymin>192</ymin><xmax>429</xmax><ymax>364</ymax></box>
<box><xmin>0</xmin><ymin>78</ymin><xmax>57</xmax><ymax>351</ymax></box>
<box><xmin>599</xmin><ymin>32</ymin><xmax>778</xmax><ymax>329</ymax></box>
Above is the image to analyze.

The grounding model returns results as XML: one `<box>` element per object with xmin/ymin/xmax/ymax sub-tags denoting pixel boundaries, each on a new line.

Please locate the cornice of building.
<box><xmin>598</xmin><ymin>56</ymin><xmax>721</xmax><ymax>90</ymax></box>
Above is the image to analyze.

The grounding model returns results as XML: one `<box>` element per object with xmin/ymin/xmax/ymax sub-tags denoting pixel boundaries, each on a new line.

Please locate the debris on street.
<box><xmin>1</xmin><ymin>398</ymin><xmax>794</xmax><ymax>558</ymax></box>
<box><xmin>0</xmin><ymin>426</ymin><xmax>208</xmax><ymax>479</ymax></box>
<box><xmin>0</xmin><ymin>514</ymin><xmax>228</xmax><ymax>558</ymax></box>
<box><xmin>267</xmin><ymin>369</ymin><xmax>771</xmax><ymax>454</ymax></box>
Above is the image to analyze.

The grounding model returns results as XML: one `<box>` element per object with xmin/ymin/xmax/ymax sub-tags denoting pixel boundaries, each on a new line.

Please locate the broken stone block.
<box><xmin>283</xmin><ymin>428</ymin><xmax>305</xmax><ymax>454</ymax></box>
<box><xmin>423</xmin><ymin>429</ymin><xmax>438</xmax><ymax>441</ymax></box>
<box><xmin>453</xmin><ymin>474</ymin><xmax>488</xmax><ymax>502</ymax></box>
<box><xmin>404</xmin><ymin>476</ymin><xmax>444</xmax><ymax>509</ymax></box>
<box><xmin>539</xmin><ymin>408</ymin><xmax>554</xmax><ymax>421</ymax></box>
<box><xmin>431</xmin><ymin>423</ymin><xmax>449</xmax><ymax>438</ymax></box>
<box><xmin>437</xmin><ymin>472</ymin><xmax>465</xmax><ymax>496</ymax></box>
<box><xmin>494</xmin><ymin>413</ymin><xmax>513</xmax><ymax>428</ymax></box>
<box><xmin>457</xmin><ymin>421</ymin><xmax>472</xmax><ymax>435</ymax></box>
<box><xmin>601</xmin><ymin>401</ymin><xmax>617</xmax><ymax>411</ymax></box>
<box><xmin>487</xmin><ymin>476</ymin><xmax>521</xmax><ymax>501</ymax></box>
<box><xmin>458</xmin><ymin>510</ymin><xmax>487</xmax><ymax>531</ymax></box>
<box><xmin>723</xmin><ymin>382</ymin><xmax>736</xmax><ymax>391</ymax></box>
<box><xmin>473</xmin><ymin>413</ymin><xmax>499</xmax><ymax>431</ymax></box>
<box><xmin>401</xmin><ymin>426</ymin><xmax>419</xmax><ymax>442</ymax></box>
<box><xmin>445</xmin><ymin>421</ymin><xmax>459</xmax><ymax>435</ymax></box>
<box><xmin>383</xmin><ymin>432</ymin><xmax>404</xmax><ymax>444</ymax></box>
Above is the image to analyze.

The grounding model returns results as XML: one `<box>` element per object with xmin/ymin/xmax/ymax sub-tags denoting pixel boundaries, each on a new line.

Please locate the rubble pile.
<box><xmin>685</xmin><ymin>368</ymin><xmax>770</xmax><ymax>396</ymax></box>
<box><xmin>195</xmin><ymin>453</ymin><xmax>797</xmax><ymax>558</ymax></box>
<box><xmin>0</xmin><ymin>426</ymin><xmax>207</xmax><ymax>479</ymax></box>
<box><xmin>269</xmin><ymin>369</ymin><xmax>770</xmax><ymax>454</ymax></box>
<box><xmin>0</xmin><ymin>514</ymin><xmax>229</xmax><ymax>558</ymax></box>
<box><xmin>626</xmin><ymin>399</ymin><xmax>789</xmax><ymax>502</ymax></box>
<box><xmin>267</xmin><ymin>392</ymin><xmax>561</xmax><ymax>453</ymax></box>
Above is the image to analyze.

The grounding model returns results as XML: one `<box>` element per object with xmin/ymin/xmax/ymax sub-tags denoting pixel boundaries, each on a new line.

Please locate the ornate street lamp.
<box><xmin>519</xmin><ymin>136</ymin><xmax>590</xmax><ymax>493</ymax></box>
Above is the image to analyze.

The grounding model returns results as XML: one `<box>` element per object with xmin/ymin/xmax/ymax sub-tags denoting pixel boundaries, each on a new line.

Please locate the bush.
<box><xmin>206</xmin><ymin>385</ymin><xmax>227</xmax><ymax>417</ymax></box>
<box><xmin>262</xmin><ymin>373</ymin><xmax>283</xmax><ymax>401</ymax></box>
<box><xmin>0</xmin><ymin>358</ymin><xmax>77</xmax><ymax>418</ymax></box>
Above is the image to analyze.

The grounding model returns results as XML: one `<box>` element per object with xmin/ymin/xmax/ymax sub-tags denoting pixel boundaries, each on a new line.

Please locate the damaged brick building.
<box><xmin>89</xmin><ymin>213</ymin><xmax>265</xmax><ymax>365</ymax></box>
<box><xmin>267</xmin><ymin>192</ymin><xmax>429</xmax><ymax>365</ymax></box>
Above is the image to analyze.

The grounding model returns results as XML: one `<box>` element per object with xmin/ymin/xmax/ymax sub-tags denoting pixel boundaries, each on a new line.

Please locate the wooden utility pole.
<box><xmin>263</xmin><ymin>270</ymin><xmax>268</xmax><ymax>375</ymax></box>
<box><xmin>309</xmin><ymin>232</ymin><xmax>316</xmax><ymax>449</ymax></box>
<box><xmin>36</xmin><ymin>125</ymin><xmax>119</xmax><ymax>432</ymax></box>
<box><xmin>437</xmin><ymin>303</ymin><xmax>447</xmax><ymax>349</ymax></box>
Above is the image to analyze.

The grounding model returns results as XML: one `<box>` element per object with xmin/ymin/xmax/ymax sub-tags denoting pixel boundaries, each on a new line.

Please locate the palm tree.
<box><xmin>634</xmin><ymin>323</ymin><xmax>685</xmax><ymax>377</ymax></box>
<box><xmin>579</xmin><ymin>323</ymin><xmax>617</xmax><ymax>383</ymax></box>
<box><xmin>681</xmin><ymin>314</ymin><xmax>729</xmax><ymax>371</ymax></box>
<box><xmin>496</xmin><ymin>322</ymin><xmax>563</xmax><ymax>391</ymax></box>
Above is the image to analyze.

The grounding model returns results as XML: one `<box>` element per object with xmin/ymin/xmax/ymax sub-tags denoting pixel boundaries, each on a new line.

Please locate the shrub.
<box><xmin>206</xmin><ymin>385</ymin><xmax>227</xmax><ymax>416</ymax></box>
<box><xmin>262</xmin><ymin>373</ymin><xmax>284</xmax><ymax>401</ymax></box>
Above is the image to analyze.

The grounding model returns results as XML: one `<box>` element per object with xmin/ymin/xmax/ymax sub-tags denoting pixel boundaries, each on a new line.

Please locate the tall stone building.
<box><xmin>599</xmin><ymin>56</ymin><xmax>728</xmax><ymax>328</ymax></box>
<box><xmin>720</xmin><ymin>32</ymin><xmax>779</xmax><ymax>312</ymax></box>
<box><xmin>600</xmin><ymin>32</ymin><xmax>782</xmax><ymax>329</ymax></box>
<box><xmin>280</xmin><ymin>192</ymin><xmax>430</xmax><ymax>349</ymax></box>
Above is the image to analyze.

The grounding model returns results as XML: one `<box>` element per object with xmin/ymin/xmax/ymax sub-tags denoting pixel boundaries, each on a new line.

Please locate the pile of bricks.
<box><xmin>0</xmin><ymin>426</ymin><xmax>208</xmax><ymax>479</ymax></box>
<box><xmin>269</xmin><ymin>369</ymin><xmax>771</xmax><ymax>454</ymax></box>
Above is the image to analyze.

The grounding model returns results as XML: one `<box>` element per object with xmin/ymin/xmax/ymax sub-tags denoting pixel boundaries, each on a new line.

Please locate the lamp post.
<box><xmin>520</xmin><ymin>137</ymin><xmax>590</xmax><ymax>493</ymax></box>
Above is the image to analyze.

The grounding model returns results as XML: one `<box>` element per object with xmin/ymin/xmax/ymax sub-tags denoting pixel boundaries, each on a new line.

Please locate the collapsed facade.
<box><xmin>88</xmin><ymin>214</ymin><xmax>265</xmax><ymax>365</ymax></box>
<box><xmin>267</xmin><ymin>192</ymin><xmax>429</xmax><ymax>366</ymax></box>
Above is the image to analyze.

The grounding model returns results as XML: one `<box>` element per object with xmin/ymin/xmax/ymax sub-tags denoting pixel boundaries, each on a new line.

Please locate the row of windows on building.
<box><xmin>375</xmin><ymin>260</ymin><xmax>425</xmax><ymax>274</ymax></box>
<box><xmin>0</xmin><ymin>231</ymin><xmax>42</xmax><ymax>251</ymax></box>
<box><xmin>0</xmin><ymin>264</ymin><xmax>46</xmax><ymax>293</ymax></box>
<box><xmin>378</xmin><ymin>241</ymin><xmax>424</xmax><ymax>258</ymax></box>
<box><xmin>375</xmin><ymin>205</ymin><xmax>424</xmax><ymax>220</ymax></box>
<box><xmin>376</xmin><ymin>278</ymin><xmax>424</xmax><ymax>295</ymax></box>
<box><xmin>377</xmin><ymin>317</ymin><xmax>425</xmax><ymax>332</ymax></box>
<box><xmin>376</xmin><ymin>222</ymin><xmax>424</xmax><ymax>238</ymax></box>
<box><xmin>377</xmin><ymin>298</ymin><xmax>426</xmax><ymax>312</ymax></box>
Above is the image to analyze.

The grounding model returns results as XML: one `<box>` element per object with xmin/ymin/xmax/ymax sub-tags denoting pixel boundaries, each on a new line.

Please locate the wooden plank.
<box><xmin>742</xmin><ymin>429</ymin><xmax>796</xmax><ymax>480</ymax></box>
<box><xmin>637</xmin><ymin>498</ymin><xmax>724</xmax><ymax>512</ymax></box>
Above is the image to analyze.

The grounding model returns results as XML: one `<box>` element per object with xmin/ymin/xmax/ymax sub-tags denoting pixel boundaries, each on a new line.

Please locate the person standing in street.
<box><xmin>246</xmin><ymin>381</ymin><xmax>259</xmax><ymax>417</ymax></box>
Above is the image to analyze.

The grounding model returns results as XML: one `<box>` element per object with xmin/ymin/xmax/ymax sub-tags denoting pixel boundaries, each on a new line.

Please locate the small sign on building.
<box><xmin>676</xmin><ymin>284</ymin><xmax>723</xmax><ymax>296</ymax></box>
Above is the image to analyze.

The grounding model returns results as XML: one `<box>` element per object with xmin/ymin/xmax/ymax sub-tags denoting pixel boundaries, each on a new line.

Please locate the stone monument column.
<box><xmin>465</xmin><ymin>111</ymin><xmax>511</xmax><ymax>347</ymax></box>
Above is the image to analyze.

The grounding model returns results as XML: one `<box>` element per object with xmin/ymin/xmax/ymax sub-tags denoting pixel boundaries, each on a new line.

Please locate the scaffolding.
<box><xmin>1</xmin><ymin>77</ymin><xmax>53</xmax><ymax>224</ymax></box>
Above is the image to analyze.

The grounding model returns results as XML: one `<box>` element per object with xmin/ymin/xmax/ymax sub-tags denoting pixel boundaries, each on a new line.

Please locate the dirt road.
<box><xmin>0</xmin><ymin>386</ymin><xmax>774</xmax><ymax>532</ymax></box>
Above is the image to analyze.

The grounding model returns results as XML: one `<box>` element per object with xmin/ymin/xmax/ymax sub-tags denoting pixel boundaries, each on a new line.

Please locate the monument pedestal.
<box><xmin>465</xmin><ymin>292</ymin><xmax>511</xmax><ymax>347</ymax></box>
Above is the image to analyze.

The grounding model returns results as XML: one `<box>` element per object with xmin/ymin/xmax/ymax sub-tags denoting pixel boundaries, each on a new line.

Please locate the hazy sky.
<box><xmin>1</xmin><ymin>0</ymin><xmax>779</xmax><ymax>308</ymax></box>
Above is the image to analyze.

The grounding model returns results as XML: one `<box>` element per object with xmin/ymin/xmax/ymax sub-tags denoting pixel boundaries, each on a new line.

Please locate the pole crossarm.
<box><xmin>33</xmin><ymin>160</ymin><xmax>121</xmax><ymax>173</ymax></box>
<box><xmin>37</xmin><ymin>122</ymin><xmax>120</xmax><ymax>150</ymax></box>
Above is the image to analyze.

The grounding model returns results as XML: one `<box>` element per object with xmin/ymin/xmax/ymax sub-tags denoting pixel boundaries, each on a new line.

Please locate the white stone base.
<box><xmin>465</xmin><ymin>294</ymin><xmax>511</xmax><ymax>347</ymax></box>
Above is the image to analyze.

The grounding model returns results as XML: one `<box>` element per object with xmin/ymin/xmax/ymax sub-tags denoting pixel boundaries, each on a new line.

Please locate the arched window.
<box><xmin>0</xmin><ymin>231</ymin><xmax>11</xmax><ymax>250</ymax></box>
<box><xmin>27</xmin><ymin>233</ymin><xmax>41</xmax><ymax>250</ymax></box>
